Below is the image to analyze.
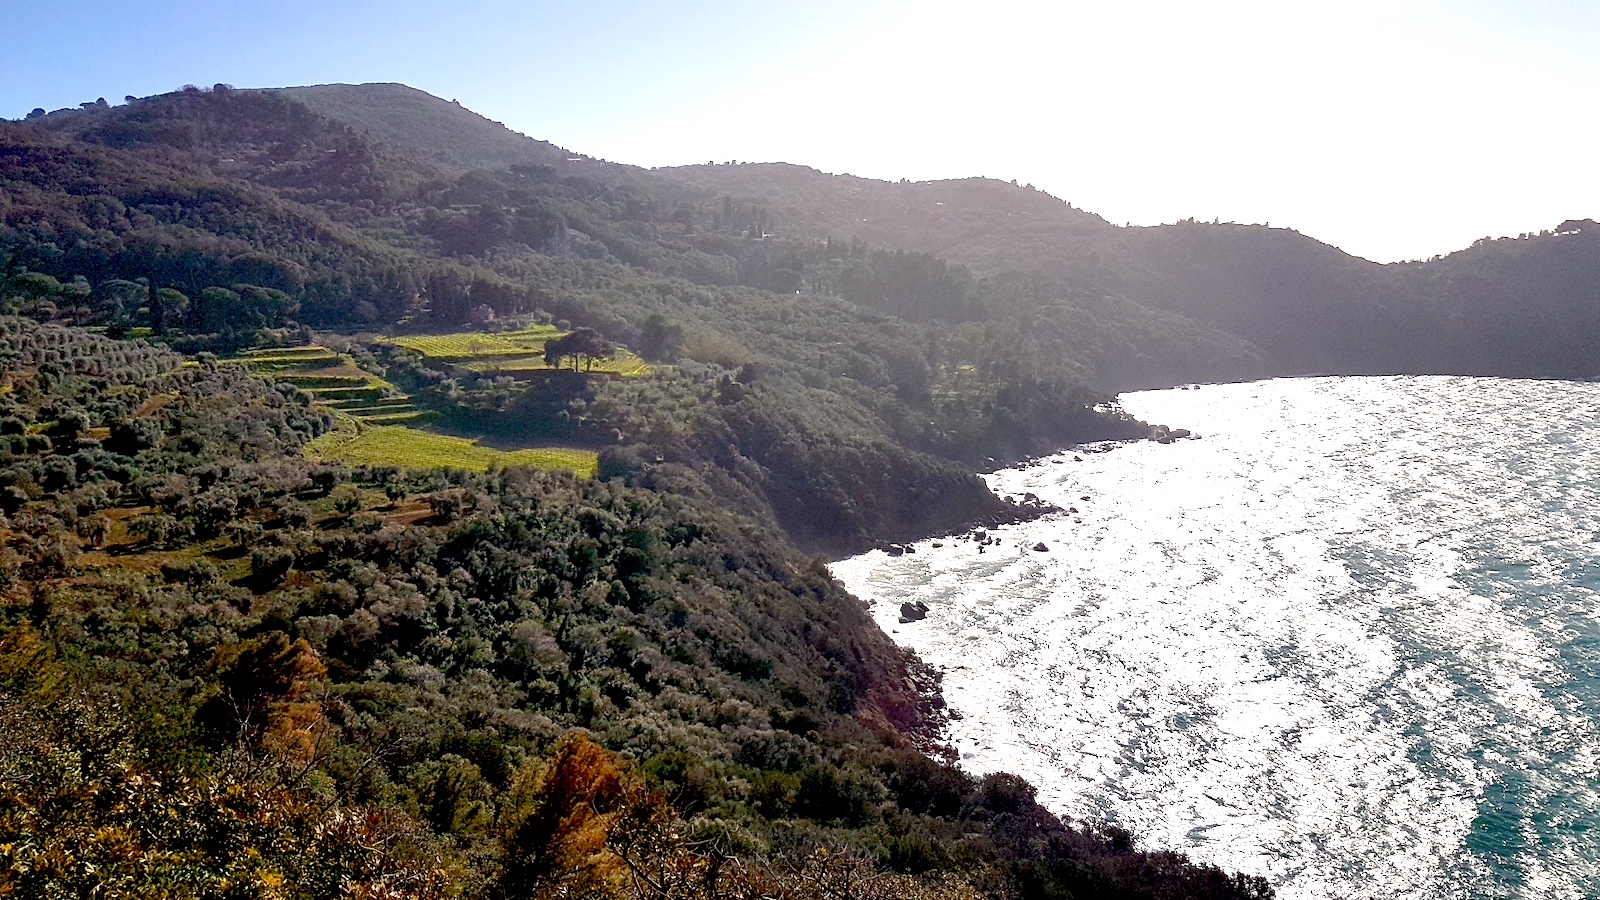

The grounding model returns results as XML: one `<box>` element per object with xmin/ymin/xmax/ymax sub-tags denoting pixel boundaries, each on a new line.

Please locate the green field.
<box><xmin>232</xmin><ymin>344</ymin><xmax>428</xmax><ymax>425</ymax></box>
<box><xmin>306</xmin><ymin>425</ymin><xmax>598</xmax><ymax>476</ymax></box>
<box><xmin>460</xmin><ymin>349</ymin><xmax>652</xmax><ymax>377</ymax></box>
<box><xmin>381</xmin><ymin>325</ymin><xmax>560</xmax><ymax>359</ymax></box>
<box><xmin>379</xmin><ymin>326</ymin><xmax>652</xmax><ymax>377</ymax></box>
<box><xmin>239</xmin><ymin>339</ymin><xmax>600</xmax><ymax>476</ymax></box>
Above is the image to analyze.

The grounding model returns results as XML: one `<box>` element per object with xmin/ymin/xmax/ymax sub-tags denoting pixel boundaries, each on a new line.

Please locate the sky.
<box><xmin>3</xmin><ymin>0</ymin><xmax>1597</xmax><ymax>263</ymax></box>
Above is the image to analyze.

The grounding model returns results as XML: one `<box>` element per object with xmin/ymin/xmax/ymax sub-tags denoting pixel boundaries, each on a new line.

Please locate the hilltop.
<box><xmin>279</xmin><ymin>82</ymin><xmax>579</xmax><ymax>172</ymax></box>
<box><xmin>669</xmin><ymin>162</ymin><xmax>1600</xmax><ymax>378</ymax></box>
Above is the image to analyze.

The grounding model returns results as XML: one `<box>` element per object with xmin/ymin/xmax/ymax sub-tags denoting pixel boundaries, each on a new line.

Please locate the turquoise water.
<box><xmin>832</xmin><ymin>376</ymin><xmax>1600</xmax><ymax>899</ymax></box>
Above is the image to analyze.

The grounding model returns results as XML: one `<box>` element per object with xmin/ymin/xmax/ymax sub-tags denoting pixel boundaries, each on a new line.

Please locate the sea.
<box><xmin>831</xmin><ymin>376</ymin><xmax>1600</xmax><ymax>900</ymax></box>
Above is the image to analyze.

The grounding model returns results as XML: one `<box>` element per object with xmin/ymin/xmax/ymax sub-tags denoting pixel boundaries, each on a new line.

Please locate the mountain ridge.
<box><xmin>264</xmin><ymin>82</ymin><xmax>1600</xmax><ymax>381</ymax></box>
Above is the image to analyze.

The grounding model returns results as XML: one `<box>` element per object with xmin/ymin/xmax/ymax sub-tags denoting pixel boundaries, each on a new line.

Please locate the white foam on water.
<box><xmin>832</xmin><ymin>376</ymin><xmax>1600</xmax><ymax>899</ymax></box>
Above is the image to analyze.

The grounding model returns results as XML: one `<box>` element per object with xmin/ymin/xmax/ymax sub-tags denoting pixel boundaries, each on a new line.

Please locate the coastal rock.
<box><xmin>899</xmin><ymin>601</ymin><xmax>928</xmax><ymax>623</ymax></box>
<box><xmin>1033</xmin><ymin>542</ymin><xmax>1049</xmax><ymax>552</ymax></box>
<box><xmin>886</xmin><ymin>544</ymin><xmax>904</xmax><ymax>556</ymax></box>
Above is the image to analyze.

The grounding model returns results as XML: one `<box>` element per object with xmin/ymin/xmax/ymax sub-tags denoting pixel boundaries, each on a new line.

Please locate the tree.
<box><xmin>98</xmin><ymin>279</ymin><xmax>145</xmax><ymax>328</ymax></box>
<box><xmin>639</xmin><ymin>313</ymin><xmax>684</xmax><ymax>361</ymax></box>
<box><xmin>544</xmin><ymin>327</ymin><xmax>615</xmax><ymax>372</ymax></box>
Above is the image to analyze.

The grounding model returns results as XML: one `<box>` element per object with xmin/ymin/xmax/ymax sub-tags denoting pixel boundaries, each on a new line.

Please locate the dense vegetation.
<box><xmin>0</xmin><ymin>318</ymin><xmax>1269</xmax><ymax>899</ymax></box>
<box><xmin>15</xmin><ymin>75</ymin><xmax>1592</xmax><ymax>897</ymax></box>
<box><xmin>667</xmin><ymin>165</ymin><xmax>1600</xmax><ymax>380</ymax></box>
<box><xmin>0</xmin><ymin>84</ymin><xmax>1208</xmax><ymax>554</ymax></box>
<box><xmin>0</xmin><ymin>85</ymin><xmax>1297</xmax><ymax>897</ymax></box>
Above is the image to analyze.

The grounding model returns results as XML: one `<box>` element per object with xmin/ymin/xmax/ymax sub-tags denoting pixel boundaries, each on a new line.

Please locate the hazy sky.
<box><xmin>4</xmin><ymin>0</ymin><xmax>1597</xmax><ymax>263</ymax></box>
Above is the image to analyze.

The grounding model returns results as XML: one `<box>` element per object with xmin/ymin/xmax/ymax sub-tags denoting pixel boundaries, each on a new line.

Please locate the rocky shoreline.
<box><xmin>875</xmin><ymin>423</ymin><xmax>1202</xmax><ymax>558</ymax></box>
<box><xmin>862</xmin><ymin>423</ymin><xmax>1206</xmax><ymax>749</ymax></box>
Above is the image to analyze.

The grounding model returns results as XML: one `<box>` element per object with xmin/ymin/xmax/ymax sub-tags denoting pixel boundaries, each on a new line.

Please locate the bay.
<box><xmin>831</xmin><ymin>376</ymin><xmax>1600</xmax><ymax>899</ymax></box>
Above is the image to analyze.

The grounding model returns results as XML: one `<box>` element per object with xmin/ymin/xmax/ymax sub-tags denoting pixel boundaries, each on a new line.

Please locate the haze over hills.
<box><xmin>666</xmin><ymin>163</ymin><xmax>1600</xmax><ymax>379</ymax></box>
<box><xmin>279</xmin><ymin>82</ymin><xmax>583</xmax><ymax>172</ymax></box>
<box><xmin>280</xmin><ymin>83</ymin><xmax>1600</xmax><ymax>382</ymax></box>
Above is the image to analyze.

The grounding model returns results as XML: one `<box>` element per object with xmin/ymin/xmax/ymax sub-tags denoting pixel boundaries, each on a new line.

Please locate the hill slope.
<box><xmin>270</xmin><ymin>84</ymin><xmax>1600</xmax><ymax>380</ymax></box>
<box><xmin>279</xmin><ymin>82</ymin><xmax>576</xmax><ymax>171</ymax></box>
<box><xmin>0</xmin><ymin>84</ymin><xmax>1280</xmax><ymax>899</ymax></box>
<box><xmin>664</xmin><ymin>166</ymin><xmax>1600</xmax><ymax>379</ymax></box>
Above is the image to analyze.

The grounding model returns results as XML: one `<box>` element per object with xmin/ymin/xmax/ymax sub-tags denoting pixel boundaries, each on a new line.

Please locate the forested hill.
<box><xmin>278</xmin><ymin>82</ymin><xmax>583</xmax><ymax>173</ymax></box>
<box><xmin>0</xmin><ymin>84</ymin><xmax>1277</xmax><ymax>899</ymax></box>
<box><xmin>663</xmin><ymin>164</ymin><xmax>1113</xmax><ymax>273</ymax></box>
<box><xmin>266</xmin><ymin>83</ymin><xmax>1600</xmax><ymax>380</ymax></box>
<box><xmin>670</xmin><ymin>162</ymin><xmax>1600</xmax><ymax>379</ymax></box>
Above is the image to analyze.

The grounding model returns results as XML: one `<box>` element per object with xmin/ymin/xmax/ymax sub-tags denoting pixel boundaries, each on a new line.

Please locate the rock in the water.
<box><xmin>1033</xmin><ymin>542</ymin><xmax>1049</xmax><ymax>552</ymax></box>
<box><xmin>900</xmin><ymin>601</ymin><xmax>928</xmax><ymax>621</ymax></box>
<box><xmin>905</xmin><ymin>544</ymin><xmax>917</xmax><ymax>554</ymax></box>
<box><xmin>886</xmin><ymin>544</ymin><xmax>904</xmax><ymax>556</ymax></box>
<box><xmin>931</xmin><ymin>542</ymin><xmax>944</xmax><ymax>548</ymax></box>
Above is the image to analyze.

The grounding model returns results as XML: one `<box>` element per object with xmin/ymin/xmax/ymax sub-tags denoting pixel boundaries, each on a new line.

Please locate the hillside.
<box><xmin>264</xmin><ymin>84</ymin><xmax>1600</xmax><ymax>380</ymax></box>
<box><xmin>664</xmin><ymin>163</ymin><xmax>1114</xmax><ymax>274</ymax></box>
<box><xmin>666</xmin><ymin>166</ymin><xmax>1600</xmax><ymax>379</ymax></box>
<box><xmin>0</xmin><ymin>83</ymin><xmax>1282</xmax><ymax>899</ymax></box>
<box><xmin>280</xmin><ymin>82</ymin><xmax>580</xmax><ymax>172</ymax></box>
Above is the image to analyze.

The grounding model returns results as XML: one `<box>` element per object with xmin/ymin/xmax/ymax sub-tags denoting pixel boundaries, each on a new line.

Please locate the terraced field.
<box><xmin>379</xmin><ymin>326</ymin><xmax>652</xmax><ymax>377</ymax></box>
<box><xmin>237</xmin><ymin>343</ymin><xmax>600</xmax><ymax>477</ymax></box>
<box><xmin>382</xmin><ymin>325</ymin><xmax>560</xmax><ymax>359</ymax></box>
<box><xmin>305</xmin><ymin>425</ymin><xmax>598</xmax><ymax>476</ymax></box>
<box><xmin>233</xmin><ymin>346</ymin><xmax>431</xmax><ymax>425</ymax></box>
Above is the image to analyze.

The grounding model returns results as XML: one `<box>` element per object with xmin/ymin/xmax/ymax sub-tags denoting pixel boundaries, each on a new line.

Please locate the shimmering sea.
<box><xmin>832</xmin><ymin>376</ymin><xmax>1600</xmax><ymax>899</ymax></box>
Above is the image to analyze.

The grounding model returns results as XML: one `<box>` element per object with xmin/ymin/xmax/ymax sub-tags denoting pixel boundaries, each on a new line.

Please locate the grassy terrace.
<box><xmin>236</xmin><ymin>342</ymin><xmax>602</xmax><ymax>476</ymax></box>
<box><xmin>378</xmin><ymin>325</ymin><xmax>653</xmax><ymax>377</ymax></box>
<box><xmin>305</xmin><ymin>425</ymin><xmax>599</xmax><ymax>476</ymax></box>
<box><xmin>232</xmin><ymin>345</ymin><xmax>431</xmax><ymax>426</ymax></box>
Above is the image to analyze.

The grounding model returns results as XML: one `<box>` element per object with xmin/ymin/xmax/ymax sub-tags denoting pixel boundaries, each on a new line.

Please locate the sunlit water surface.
<box><xmin>831</xmin><ymin>376</ymin><xmax>1600</xmax><ymax>899</ymax></box>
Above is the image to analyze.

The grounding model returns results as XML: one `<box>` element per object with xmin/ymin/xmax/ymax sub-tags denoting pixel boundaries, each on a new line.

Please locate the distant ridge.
<box><xmin>17</xmin><ymin>80</ymin><xmax>1600</xmax><ymax>380</ymax></box>
<box><xmin>271</xmin><ymin>82</ymin><xmax>1600</xmax><ymax>380</ymax></box>
<box><xmin>663</xmin><ymin>162</ymin><xmax>1112</xmax><ymax>275</ymax></box>
<box><xmin>275</xmin><ymin>82</ymin><xmax>577</xmax><ymax>171</ymax></box>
